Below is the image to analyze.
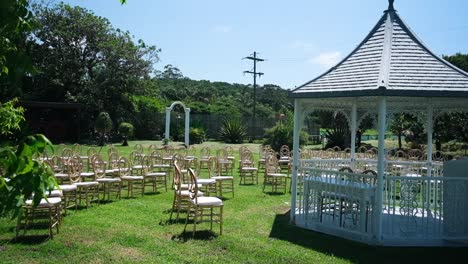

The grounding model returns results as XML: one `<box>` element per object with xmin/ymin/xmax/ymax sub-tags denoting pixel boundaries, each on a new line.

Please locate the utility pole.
<box><xmin>243</xmin><ymin>51</ymin><xmax>264</xmax><ymax>142</ymax></box>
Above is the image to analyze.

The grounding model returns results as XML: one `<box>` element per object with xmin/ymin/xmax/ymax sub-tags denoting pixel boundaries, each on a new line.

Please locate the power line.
<box><xmin>243</xmin><ymin>51</ymin><xmax>265</xmax><ymax>142</ymax></box>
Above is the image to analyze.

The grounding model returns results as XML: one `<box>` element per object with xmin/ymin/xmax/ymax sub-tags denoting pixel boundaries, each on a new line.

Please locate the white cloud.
<box><xmin>309</xmin><ymin>51</ymin><xmax>342</xmax><ymax>68</ymax></box>
<box><xmin>212</xmin><ymin>25</ymin><xmax>232</xmax><ymax>33</ymax></box>
<box><xmin>289</xmin><ymin>40</ymin><xmax>315</xmax><ymax>53</ymax></box>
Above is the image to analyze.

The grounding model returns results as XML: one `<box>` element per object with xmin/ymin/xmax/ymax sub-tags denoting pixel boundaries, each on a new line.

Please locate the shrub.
<box><xmin>95</xmin><ymin>112</ymin><xmax>113</xmax><ymax>146</ymax></box>
<box><xmin>263</xmin><ymin>112</ymin><xmax>308</xmax><ymax>152</ymax></box>
<box><xmin>190</xmin><ymin>127</ymin><xmax>206</xmax><ymax>144</ymax></box>
<box><xmin>118</xmin><ymin>122</ymin><xmax>134</xmax><ymax>146</ymax></box>
<box><xmin>219</xmin><ymin>118</ymin><xmax>247</xmax><ymax>143</ymax></box>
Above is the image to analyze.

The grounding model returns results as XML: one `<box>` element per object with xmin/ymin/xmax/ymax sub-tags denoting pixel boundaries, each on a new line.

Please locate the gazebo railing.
<box><xmin>296</xmin><ymin>159</ymin><xmax>468</xmax><ymax>245</ymax></box>
<box><xmin>382</xmin><ymin>176</ymin><xmax>468</xmax><ymax>243</ymax></box>
<box><xmin>297</xmin><ymin>167</ymin><xmax>376</xmax><ymax>243</ymax></box>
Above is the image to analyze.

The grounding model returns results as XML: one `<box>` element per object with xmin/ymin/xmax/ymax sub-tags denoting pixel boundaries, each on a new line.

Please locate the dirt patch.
<box><xmin>112</xmin><ymin>245</ymin><xmax>146</xmax><ymax>261</ymax></box>
<box><xmin>0</xmin><ymin>245</ymin><xmax>6</xmax><ymax>252</ymax></box>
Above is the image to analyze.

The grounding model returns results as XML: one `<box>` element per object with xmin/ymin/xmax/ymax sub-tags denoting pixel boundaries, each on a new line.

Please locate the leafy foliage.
<box><xmin>264</xmin><ymin>112</ymin><xmax>308</xmax><ymax>152</ymax></box>
<box><xmin>118</xmin><ymin>122</ymin><xmax>134</xmax><ymax>146</ymax></box>
<box><xmin>0</xmin><ymin>98</ymin><xmax>25</xmax><ymax>137</ymax></box>
<box><xmin>219</xmin><ymin>118</ymin><xmax>247</xmax><ymax>144</ymax></box>
<box><xmin>189</xmin><ymin>127</ymin><xmax>206</xmax><ymax>144</ymax></box>
<box><xmin>0</xmin><ymin>100</ymin><xmax>56</xmax><ymax>218</ymax></box>
<box><xmin>26</xmin><ymin>3</ymin><xmax>160</xmax><ymax>134</ymax></box>
<box><xmin>95</xmin><ymin>112</ymin><xmax>113</xmax><ymax>145</ymax></box>
<box><xmin>0</xmin><ymin>0</ymin><xmax>35</xmax><ymax>100</ymax></box>
<box><xmin>322</xmin><ymin>112</ymin><xmax>349</xmax><ymax>149</ymax></box>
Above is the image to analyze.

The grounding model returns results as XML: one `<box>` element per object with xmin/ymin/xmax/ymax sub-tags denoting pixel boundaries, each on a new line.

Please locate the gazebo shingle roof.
<box><xmin>291</xmin><ymin>5</ymin><xmax>468</xmax><ymax>98</ymax></box>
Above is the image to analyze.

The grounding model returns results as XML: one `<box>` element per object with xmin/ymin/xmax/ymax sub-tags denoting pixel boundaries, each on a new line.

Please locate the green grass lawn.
<box><xmin>1</xmin><ymin>141</ymin><xmax>467</xmax><ymax>263</ymax></box>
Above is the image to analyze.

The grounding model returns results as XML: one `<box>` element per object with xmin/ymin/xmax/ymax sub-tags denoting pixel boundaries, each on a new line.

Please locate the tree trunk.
<box><xmin>122</xmin><ymin>137</ymin><xmax>128</xmax><ymax>146</ymax></box>
<box><xmin>398</xmin><ymin>132</ymin><xmax>402</xmax><ymax>150</ymax></box>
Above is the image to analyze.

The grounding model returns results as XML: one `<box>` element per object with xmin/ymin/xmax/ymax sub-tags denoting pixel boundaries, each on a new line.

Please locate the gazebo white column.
<box><xmin>184</xmin><ymin>108</ymin><xmax>191</xmax><ymax>147</ymax></box>
<box><xmin>350</xmin><ymin>102</ymin><xmax>357</xmax><ymax>169</ymax></box>
<box><xmin>426</xmin><ymin>104</ymin><xmax>434</xmax><ymax>177</ymax></box>
<box><xmin>290</xmin><ymin>99</ymin><xmax>303</xmax><ymax>222</ymax></box>
<box><xmin>374</xmin><ymin>96</ymin><xmax>387</xmax><ymax>243</ymax></box>
<box><xmin>165</xmin><ymin>107</ymin><xmax>171</xmax><ymax>141</ymax></box>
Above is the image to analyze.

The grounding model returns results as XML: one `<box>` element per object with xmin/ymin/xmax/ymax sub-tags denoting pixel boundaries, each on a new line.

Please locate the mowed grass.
<box><xmin>1</xmin><ymin>141</ymin><xmax>467</xmax><ymax>264</ymax></box>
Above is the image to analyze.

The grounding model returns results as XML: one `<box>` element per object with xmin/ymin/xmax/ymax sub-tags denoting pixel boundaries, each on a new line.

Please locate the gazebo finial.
<box><xmin>388</xmin><ymin>0</ymin><xmax>395</xmax><ymax>11</ymax></box>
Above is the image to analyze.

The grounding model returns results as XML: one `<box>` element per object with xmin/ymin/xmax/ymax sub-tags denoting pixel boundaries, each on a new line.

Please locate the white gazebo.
<box><xmin>290</xmin><ymin>1</ymin><xmax>468</xmax><ymax>246</ymax></box>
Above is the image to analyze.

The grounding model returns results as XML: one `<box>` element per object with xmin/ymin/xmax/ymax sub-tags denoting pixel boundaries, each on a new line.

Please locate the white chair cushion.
<box><xmin>211</xmin><ymin>176</ymin><xmax>234</xmax><ymax>181</ymax></box>
<box><xmin>57</xmin><ymin>184</ymin><xmax>77</xmax><ymax>192</ymax></box>
<box><xmin>267</xmin><ymin>173</ymin><xmax>287</xmax><ymax>177</ymax></box>
<box><xmin>179</xmin><ymin>190</ymin><xmax>203</xmax><ymax>197</ymax></box>
<box><xmin>121</xmin><ymin>176</ymin><xmax>144</xmax><ymax>180</ymax></box>
<box><xmin>241</xmin><ymin>167</ymin><xmax>258</xmax><ymax>171</ymax></box>
<box><xmin>197</xmin><ymin>179</ymin><xmax>217</xmax><ymax>185</ymax></box>
<box><xmin>180</xmin><ymin>183</ymin><xmax>202</xmax><ymax>189</ymax></box>
<box><xmin>145</xmin><ymin>172</ymin><xmax>166</xmax><ymax>177</ymax></box>
<box><xmin>47</xmin><ymin>190</ymin><xmax>63</xmax><ymax>197</ymax></box>
<box><xmin>190</xmin><ymin>196</ymin><xmax>223</xmax><ymax>206</ymax></box>
<box><xmin>25</xmin><ymin>197</ymin><xmax>62</xmax><ymax>207</ymax></box>
<box><xmin>74</xmin><ymin>181</ymin><xmax>99</xmax><ymax>187</ymax></box>
<box><xmin>55</xmin><ymin>173</ymin><xmax>68</xmax><ymax>178</ymax></box>
<box><xmin>97</xmin><ymin>178</ymin><xmax>121</xmax><ymax>183</ymax></box>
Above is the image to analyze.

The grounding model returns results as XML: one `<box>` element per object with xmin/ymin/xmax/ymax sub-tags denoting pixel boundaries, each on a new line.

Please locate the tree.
<box><xmin>0</xmin><ymin>0</ymin><xmax>35</xmax><ymax>101</ymax></box>
<box><xmin>95</xmin><ymin>112</ymin><xmax>113</xmax><ymax>145</ymax></box>
<box><xmin>388</xmin><ymin>113</ymin><xmax>416</xmax><ymax>149</ymax></box>
<box><xmin>118</xmin><ymin>122</ymin><xmax>134</xmax><ymax>146</ymax></box>
<box><xmin>27</xmin><ymin>3</ymin><xmax>160</xmax><ymax>133</ymax></box>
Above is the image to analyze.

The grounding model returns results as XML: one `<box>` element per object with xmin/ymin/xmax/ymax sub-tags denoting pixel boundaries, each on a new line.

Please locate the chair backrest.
<box><xmin>394</xmin><ymin>150</ymin><xmax>407</xmax><ymax>160</ymax></box>
<box><xmin>87</xmin><ymin>147</ymin><xmax>97</xmax><ymax>158</ymax></box>
<box><xmin>129</xmin><ymin>150</ymin><xmax>143</xmax><ymax>166</ymax></box>
<box><xmin>108</xmin><ymin>152</ymin><xmax>120</xmax><ymax>170</ymax></box>
<box><xmin>216</xmin><ymin>148</ymin><xmax>228</xmax><ymax>159</ymax></box>
<box><xmin>72</xmin><ymin>143</ymin><xmax>82</xmax><ymax>156</ymax></box>
<box><xmin>332</xmin><ymin>146</ymin><xmax>341</xmax><ymax>152</ymax></box>
<box><xmin>187</xmin><ymin>145</ymin><xmax>197</xmax><ymax>158</ymax></box>
<box><xmin>173</xmin><ymin>160</ymin><xmax>183</xmax><ymax>191</ymax></box>
<box><xmin>117</xmin><ymin>157</ymin><xmax>131</xmax><ymax>178</ymax></box>
<box><xmin>148</xmin><ymin>144</ymin><xmax>157</xmax><ymax>155</ymax></box>
<box><xmin>187</xmin><ymin>168</ymin><xmax>200</xmax><ymax>200</ymax></box>
<box><xmin>108</xmin><ymin>146</ymin><xmax>118</xmax><ymax>158</ymax></box>
<box><xmin>92</xmin><ymin>155</ymin><xmax>106</xmax><ymax>179</ymax></box>
<box><xmin>142</xmin><ymin>155</ymin><xmax>151</xmax><ymax>174</ymax></box>
<box><xmin>240</xmin><ymin>149</ymin><xmax>253</xmax><ymax>164</ymax></box>
<box><xmin>134</xmin><ymin>144</ymin><xmax>144</xmax><ymax>153</ymax></box>
<box><xmin>265</xmin><ymin>154</ymin><xmax>279</xmax><ymax>174</ymax></box>
<box><xmin>338</xmin><ymin>167</ymin><xmax>353</xmax><ymax>173</ymax></box>
<box><xmin>279</xmin><ymin>145</ymin><xmax>290</xmax><ymax>159</ymax></box>
<box><xmin>67</xmin><ymin>156</ymin><xmax>82</xmax><ymax>183</ymax></box>
<box><xmin>48</xmin><ymin>155</ymin><xmax>64</xmax><ymax>173</ymax></box>
<box><xmin>200</xmin><ymin>147</ymin><xmax>210</xmax><ymax>158</ymax></box>
<box><xmin>89</xmin><ymin>153</ymin><xmax>101</xmax><ymax>166</ymax></box>
<box><xmin>362</xmin><ymin>169</ymin><xmax>377</xmax><ymax>184</ymax></box>
<box><xmin>225</xmin><ymin>146</ymin><xmax>234</xmax><ymax>157</ymax></box>
<box><xmin>408</xmin><ymin>149</ymin><xmax>422</xmax><ymax>160</ymax></box>
<box><xmin>61</xmin><ymin>148</ymin><xmax>73</xmax><ymax>160</ymax></box>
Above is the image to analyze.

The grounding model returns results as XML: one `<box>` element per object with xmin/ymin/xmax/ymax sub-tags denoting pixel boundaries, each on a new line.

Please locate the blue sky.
<box><xmin>61</xmin><ymin>0</ymin><xmax>468</xmax><ymax>89</ymax></box>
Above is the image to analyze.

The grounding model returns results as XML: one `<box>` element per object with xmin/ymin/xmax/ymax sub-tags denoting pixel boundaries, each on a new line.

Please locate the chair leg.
<box><xmin>193</xmin><ymin>205</ymin><xmax>197</xmax><ymax>237</ymax></box>
<box><xmin>220</xmin><ymin>206</ymin><xmax>223</xmax><ymax>235</ymax></box>
<box><xmin>184</xmin><ymin>202</ymin><xmax>191</xmax><ymax>233</ymax></box>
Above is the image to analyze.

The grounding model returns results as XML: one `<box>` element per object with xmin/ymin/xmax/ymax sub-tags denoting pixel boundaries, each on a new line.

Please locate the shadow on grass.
<box><xmin>144</xmin><ymin>191</ymin><xmax>162</xmax><ymax>196</ymax></box>
<box><xmin>2</xmin><ymin>235</ymin><xmax>50</xmax><ymax>245</ymax></box>
<box><xmin>171</xmin><ymin>230</ymin><xmax>218</xmax><ymax>243</ymax></box>
<box><xmin>263</xmin><ymin>192</ymin><xmax>287</xmax><ymax>196</ymax></box>
<box><xmin>269</xmin><ymin>210</ymin><xmax>468</xmax><ymax>264</ymax></box>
